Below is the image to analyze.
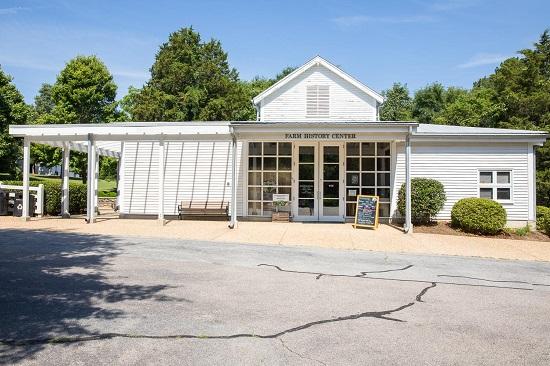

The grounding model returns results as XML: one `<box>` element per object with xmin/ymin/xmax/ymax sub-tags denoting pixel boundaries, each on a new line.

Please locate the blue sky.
<box><xmin>1</xmin><ymin>0</ymin><xmax>549</xmax><ymax>103</ymax></box>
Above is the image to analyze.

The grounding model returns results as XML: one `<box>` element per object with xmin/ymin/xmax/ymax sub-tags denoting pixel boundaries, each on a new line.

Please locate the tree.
<box><xmin>379</xmin><ymin>83</ymin><xmax>413</xmax><ymax>121</ymax></box>
<box><xmin>0</xmin><ymin>66</ymin><xmax>30</xmax><ymax>175</ymax></box>
<box><xmin>433</xmin><ymin>87</ymin><xmax>504</xmax><ymax>127</ymax></box>
<box><xmin>38</xmin><ymin>56</ymin><xmax>121</xmax><ymax>181</ymax></box>
<box><xmin>33</xmin><ymin>83</ymin><xmax>55</xmax><ymax>117</ymax></box>
<box><xmin>130</xmin><ymin>27</ymin><xmax>250</xmax><ymax>121</ymax></box>
<box><xmin>30</xmin><ymin>84</ymin><xmax>61</xmax><ymax>171</ymax></box>
<box><xmin>412</xmin><ymin>83</ymin><xmax>448</xmax><ymax>124</ymax></box>
<box><xmin>50</xmin><ymin>55</ymin><xmax>120</xmax><ymax>124</ymax></box>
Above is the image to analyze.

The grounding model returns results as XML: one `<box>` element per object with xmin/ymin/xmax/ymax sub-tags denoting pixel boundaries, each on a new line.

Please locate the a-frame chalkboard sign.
<box><xmin>354</xmin><ymin>195</ymin><xmax>379</xmax><ymax>229</ymax></box>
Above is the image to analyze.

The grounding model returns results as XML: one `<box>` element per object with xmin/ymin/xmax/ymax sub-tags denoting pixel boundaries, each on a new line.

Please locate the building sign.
<box><xmin>272</xmin><ymin>194</ymin><xmax>289</xmax><ymax>202</ymax></box>
<box><xmin>284</xmin><ymin>133</ymin><xmax>356</xmax><ymax>139</ymax></box>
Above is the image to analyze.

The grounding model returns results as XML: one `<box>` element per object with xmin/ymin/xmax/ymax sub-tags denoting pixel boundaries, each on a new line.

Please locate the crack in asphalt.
<box><xmin>437</xmin><ymin>274</ymin><xmax>550</xmax><ymax>287</ymax></box>
<box><xmin>257</xmin><ymin>263</ymin><xmax>413</xmax><ymax>281</ymax></box>
<box><xmin>257</xmin><ymin>264</ymin><xmax>535</xmax><ymax>291</ymax></box>
<box><xmin>278</xmin><ymin>338</ymin><xmax>327</xmax><ymax>366</ymax></box>
<box><xmin>0</xmin><ymin>265</ymin><xmax>437</xmax><ymax>348</ymax></box>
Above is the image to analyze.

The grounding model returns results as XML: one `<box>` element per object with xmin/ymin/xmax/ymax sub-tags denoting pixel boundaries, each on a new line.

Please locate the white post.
<box><xmin>528</xmin><ymin>143</ymin><xmax>536</xmax><ymax>224</ymax></box>
<box><xmin>405</xmin><ymin>129</ymin><xmax>412</xmax><ymax>233</ymax></box>
<box><xmin>86</xmin><ymin>134</ymin><xmax>96</xmax><ymax>223</ymax></box>
<box><xmin>61</xmin><ymin>143</ymin><xmax>70</xmax><ymax>218</ymax></box>
<box><xmin>36</xmin><ymin>183</ymin><xmax>44</xmax><ymax>217</ymax></box>
<box><xmin>158</xmin><ymin>139</ymin><xmax>165</xmax><ymax>225</ymax></box>
<box><xmin>229</xmin><ymin>132</ymin><xmax>238</xmax><ymax>229</ymax></box>
<box><xmin>95</xmin><ymin>151</ymin><xmax>99</xmax><ymax>215</ymax></box>
<box><xmin>21</xmin><ymin>137</ymin><xmax>30</xmax><ymax>221</ymax></box>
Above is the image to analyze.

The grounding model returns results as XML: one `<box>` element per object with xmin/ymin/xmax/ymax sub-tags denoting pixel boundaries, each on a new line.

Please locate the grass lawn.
<box><xmin>29</xmin><ymin>175</ymin><xmax>117</xmax><ymax>197</ymax></box>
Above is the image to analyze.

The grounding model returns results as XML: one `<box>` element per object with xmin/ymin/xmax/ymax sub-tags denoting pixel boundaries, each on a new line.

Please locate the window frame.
<box><xmin>247</xmin><ymin>141</ymin><xmax>293</xmax><ymax>217</ymax></box>
<box><xmin>345</xmin><ymin>142</ymin><xmax>392</xmax><ymax>218</ymax></box>
<box><xmin>477</xmin><ymin>169</ymin><xmax>513</xmax><ymax>204</ymax></box>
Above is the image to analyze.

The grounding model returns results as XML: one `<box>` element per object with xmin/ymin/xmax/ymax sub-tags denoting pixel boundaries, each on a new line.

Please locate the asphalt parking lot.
<box><xmin>1</xmin><ymin>228</ymin><xmax>550</xmax><ymax>365</ymax></box>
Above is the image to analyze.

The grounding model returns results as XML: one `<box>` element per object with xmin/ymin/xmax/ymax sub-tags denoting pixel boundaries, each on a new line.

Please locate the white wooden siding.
<box><xmin>121</xmin><ymin>141</ymin><xmax>244</xmax><ymax>216</ymax></box>
<box><xmin>392</xmin><ymin>142</ymin><xmax>530</xmax><ymax>222</ymax></box>
<box><xmin>260</xmin><ymin>65</ymin><xmax>377</xmax><ymax>121</ymax></box>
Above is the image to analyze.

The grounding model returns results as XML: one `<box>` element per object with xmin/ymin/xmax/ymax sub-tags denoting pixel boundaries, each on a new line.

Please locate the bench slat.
<box><xmin>178</xmin><ymin>201</ymin><xmax>228</xmax><ymax>219</ymax></box>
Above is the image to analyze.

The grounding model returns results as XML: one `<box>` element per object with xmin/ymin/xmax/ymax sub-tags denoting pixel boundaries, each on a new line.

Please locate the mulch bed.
<box><xmin>414</xmin><ymin>221</ymin><xmax>550</xmax><ymax>242</ymax></box>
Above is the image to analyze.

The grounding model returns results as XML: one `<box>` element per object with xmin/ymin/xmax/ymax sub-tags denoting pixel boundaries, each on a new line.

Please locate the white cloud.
<box><xmin>457</xmin><ymin>53</ymin><xmax>511</xmax><ymax>69</ymax></box>
<box><xmin>0</xmin><ymin>56</ymin><xmax>149</xmax><ymax>81</ymax></box>
<box><xmin>332</xmin><ymin>14</ymin><xmax>435</xmax><ymax>27</ymax></box>
<box><xmin>0</xmin><ymin>7</ymin><xmax>30</xmax><ymax>15</ymax></box>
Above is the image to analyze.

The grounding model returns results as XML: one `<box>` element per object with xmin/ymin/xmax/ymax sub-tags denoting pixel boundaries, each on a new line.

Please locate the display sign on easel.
<box><xmin>354</xmin><ymin>195</ymin><xmax>379</xmax><ymax>229</ymax></box>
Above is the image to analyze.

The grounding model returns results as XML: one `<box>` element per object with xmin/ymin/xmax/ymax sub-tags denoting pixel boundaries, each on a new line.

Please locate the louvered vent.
<box><xmin>306</xmin><ymin>85</ymin><xmax>330</xmax><ymax>118</ymax></box>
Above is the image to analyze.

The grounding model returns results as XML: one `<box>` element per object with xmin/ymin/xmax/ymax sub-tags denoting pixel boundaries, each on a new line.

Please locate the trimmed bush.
<box><xmin>397</xmin><ymin>178</ymin><xmax>446</xmax><ymax>224</ymax></box>
<box><xmin>451</xmin><ymin>198</ymin><xmax>506</xmax><ymax>235</ymax></box>
<box><xmin>536</xmin><ymin>206</ymin><xmax>550</xmax><ymax>235</ymax></box>
<box><xmin>1</xmin><ymin>180</ymin><xmax>87</xmax><ymax>215</ymax></box>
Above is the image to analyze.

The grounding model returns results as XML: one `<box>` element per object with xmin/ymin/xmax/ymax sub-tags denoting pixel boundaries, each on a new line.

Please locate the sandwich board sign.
<box><xmin>354</xmin><ymin>195</ymin><xmax>379</xmax><ymax>229</ymax></box>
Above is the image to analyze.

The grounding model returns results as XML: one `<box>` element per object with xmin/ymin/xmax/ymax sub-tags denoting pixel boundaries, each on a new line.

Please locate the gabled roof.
<box><xmin>252</xmin><ymin>56</ymin><xmax>384</xmax><ymax>105</ymax></box>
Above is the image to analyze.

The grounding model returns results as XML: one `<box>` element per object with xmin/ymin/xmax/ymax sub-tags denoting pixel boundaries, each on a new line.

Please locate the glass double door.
<box><xmin>293</xmin><ymin>142</ymin><xmax>344</xmax><ymax>221</ymax></box>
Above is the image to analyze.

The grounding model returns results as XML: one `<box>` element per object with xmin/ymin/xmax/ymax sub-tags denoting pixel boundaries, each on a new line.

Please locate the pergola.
<box><xmin>9</xmin><ymin>121</ymin><xmax>414</xmax><ymax>232</ymax></box>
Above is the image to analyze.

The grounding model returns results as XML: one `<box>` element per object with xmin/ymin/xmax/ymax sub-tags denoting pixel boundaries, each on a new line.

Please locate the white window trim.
<box><xmin>477</xmin><ymin>169</ymin><xmax>513</xmax><ymax>204</ymax></box>
<box><xmin>344</xmin><ymin>142</ymin><xmax>393</xmax><ymax>218</ymax></box>
<box><xmin>246</xmin><ymin>141</ymin><xmax>293</xmax><ymax>217</ymax></box>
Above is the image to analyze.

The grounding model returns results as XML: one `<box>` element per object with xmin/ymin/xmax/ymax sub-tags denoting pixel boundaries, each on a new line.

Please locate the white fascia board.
<box><xmin>9</xmin><ymin>122</ymin><xmax>232</xmax><ymax>140</ymax></box>
<box><xmin>411</xmin><ymin>134</ymin><xmax>549</xmax><ymax>145</ymax></box>
<box><xmin>252</xmin><ymin>56</ymin><xmax>384</xmax><ymax>105</ymax></box>
<box><xmin>232</xmin><ymin>122</ymin><xmax>416</xmax><ymax>135</ymax></box>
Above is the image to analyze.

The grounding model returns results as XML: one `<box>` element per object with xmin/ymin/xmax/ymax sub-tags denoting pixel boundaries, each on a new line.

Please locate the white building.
<box><xmin>9</xmin><ymin>56</ymin><xmax>548</xmax><ymax>230</ymax></box>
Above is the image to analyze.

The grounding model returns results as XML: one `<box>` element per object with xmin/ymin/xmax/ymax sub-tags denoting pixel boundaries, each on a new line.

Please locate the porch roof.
<box><xmin>9</xmin><ymin>121</ymin><xmax>548</xmax><ymax>153</ymax></box>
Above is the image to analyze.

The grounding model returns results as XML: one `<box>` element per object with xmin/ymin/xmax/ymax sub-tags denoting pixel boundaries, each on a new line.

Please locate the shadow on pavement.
<box><xmin>0</xmin><ymin>229</ymin><xmax>175</xmax><ymax>364</ymax></box>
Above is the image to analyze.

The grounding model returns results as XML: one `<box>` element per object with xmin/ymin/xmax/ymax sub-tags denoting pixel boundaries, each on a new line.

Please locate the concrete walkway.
<box><xmin>1</xmin><ymin>216</ymin><xmax>550</xmax><ymax>262</ymax></box>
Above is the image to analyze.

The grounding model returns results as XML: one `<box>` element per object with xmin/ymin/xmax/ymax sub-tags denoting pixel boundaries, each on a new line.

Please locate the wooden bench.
<box><xmin>178</xmin><ymin>201</ymin><xmax>229</xmax><ymax>220</ymax></box>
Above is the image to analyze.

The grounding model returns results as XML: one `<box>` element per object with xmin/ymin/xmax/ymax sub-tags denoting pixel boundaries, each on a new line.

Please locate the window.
<box><xmin>479</xmin><ymin>171</ymin><xmax>512</xmax><ymax>202</ymax></box>
<box><xmin>306</xmin><ymin>85</ymin><xmax>330</xmax><ymax>118</ymax></box>
<box><xmin>248</xmin><ymin>142</ymin><xmax>292</xmax><ymax>216</ymax></box>
<box><xmin>345</xmin><ymin>142</ymin><xmax>391</xmax><ymax>218</ymax></box>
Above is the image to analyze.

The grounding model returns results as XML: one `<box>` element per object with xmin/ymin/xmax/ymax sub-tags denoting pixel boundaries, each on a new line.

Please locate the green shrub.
<box><xmin>451</xmin><ymin>198</ymin><xmax>507</xmax><ymax>235</ymax></box>
<box><xmin>536</xmin><ymin>206</ymin><xmax>550</xmax><ymax>235</ymax></box>
<box><xmin>1</xmin><ymin>180</ymin><xmax>87</xmax><ymax>215</ymax></box>
<box><xmin>513</xmin><ymin>225</ymin><xmax>530</xmax><ymax>236</ymax></box>
<box><xmin>397</xmin><ymin>178</ymin><xmax>446</xmax><ymax>224</ymax></box>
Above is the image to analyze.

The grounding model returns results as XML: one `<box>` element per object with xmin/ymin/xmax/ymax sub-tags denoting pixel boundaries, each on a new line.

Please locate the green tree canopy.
<box><xmin>32</xmin><ymin>56</ymin><xmax>121</xmax><ymax>180</ymax></box>
<box><xmin>380</xmin><ymin>83</ymin><xmax>413</xmax><ymax>121</ymax></box>
<box><xmin>33</xmin><ymin>83</ymin><xmax>55</xmax><ymax>117</ymax></box>
<box><xmin>50</xmin><ymin>55</ymin><xmax>120</xmax><ymax>124</ymax></box>
<box><xmin>0</xmin><ymin>66</ymin><xmax>30</xmax><ymax>175</ymax></box>
<box><xmin>129</xmin><ymin>27</ymin><xmax>251</xmax><ymax>121</ymax></box>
